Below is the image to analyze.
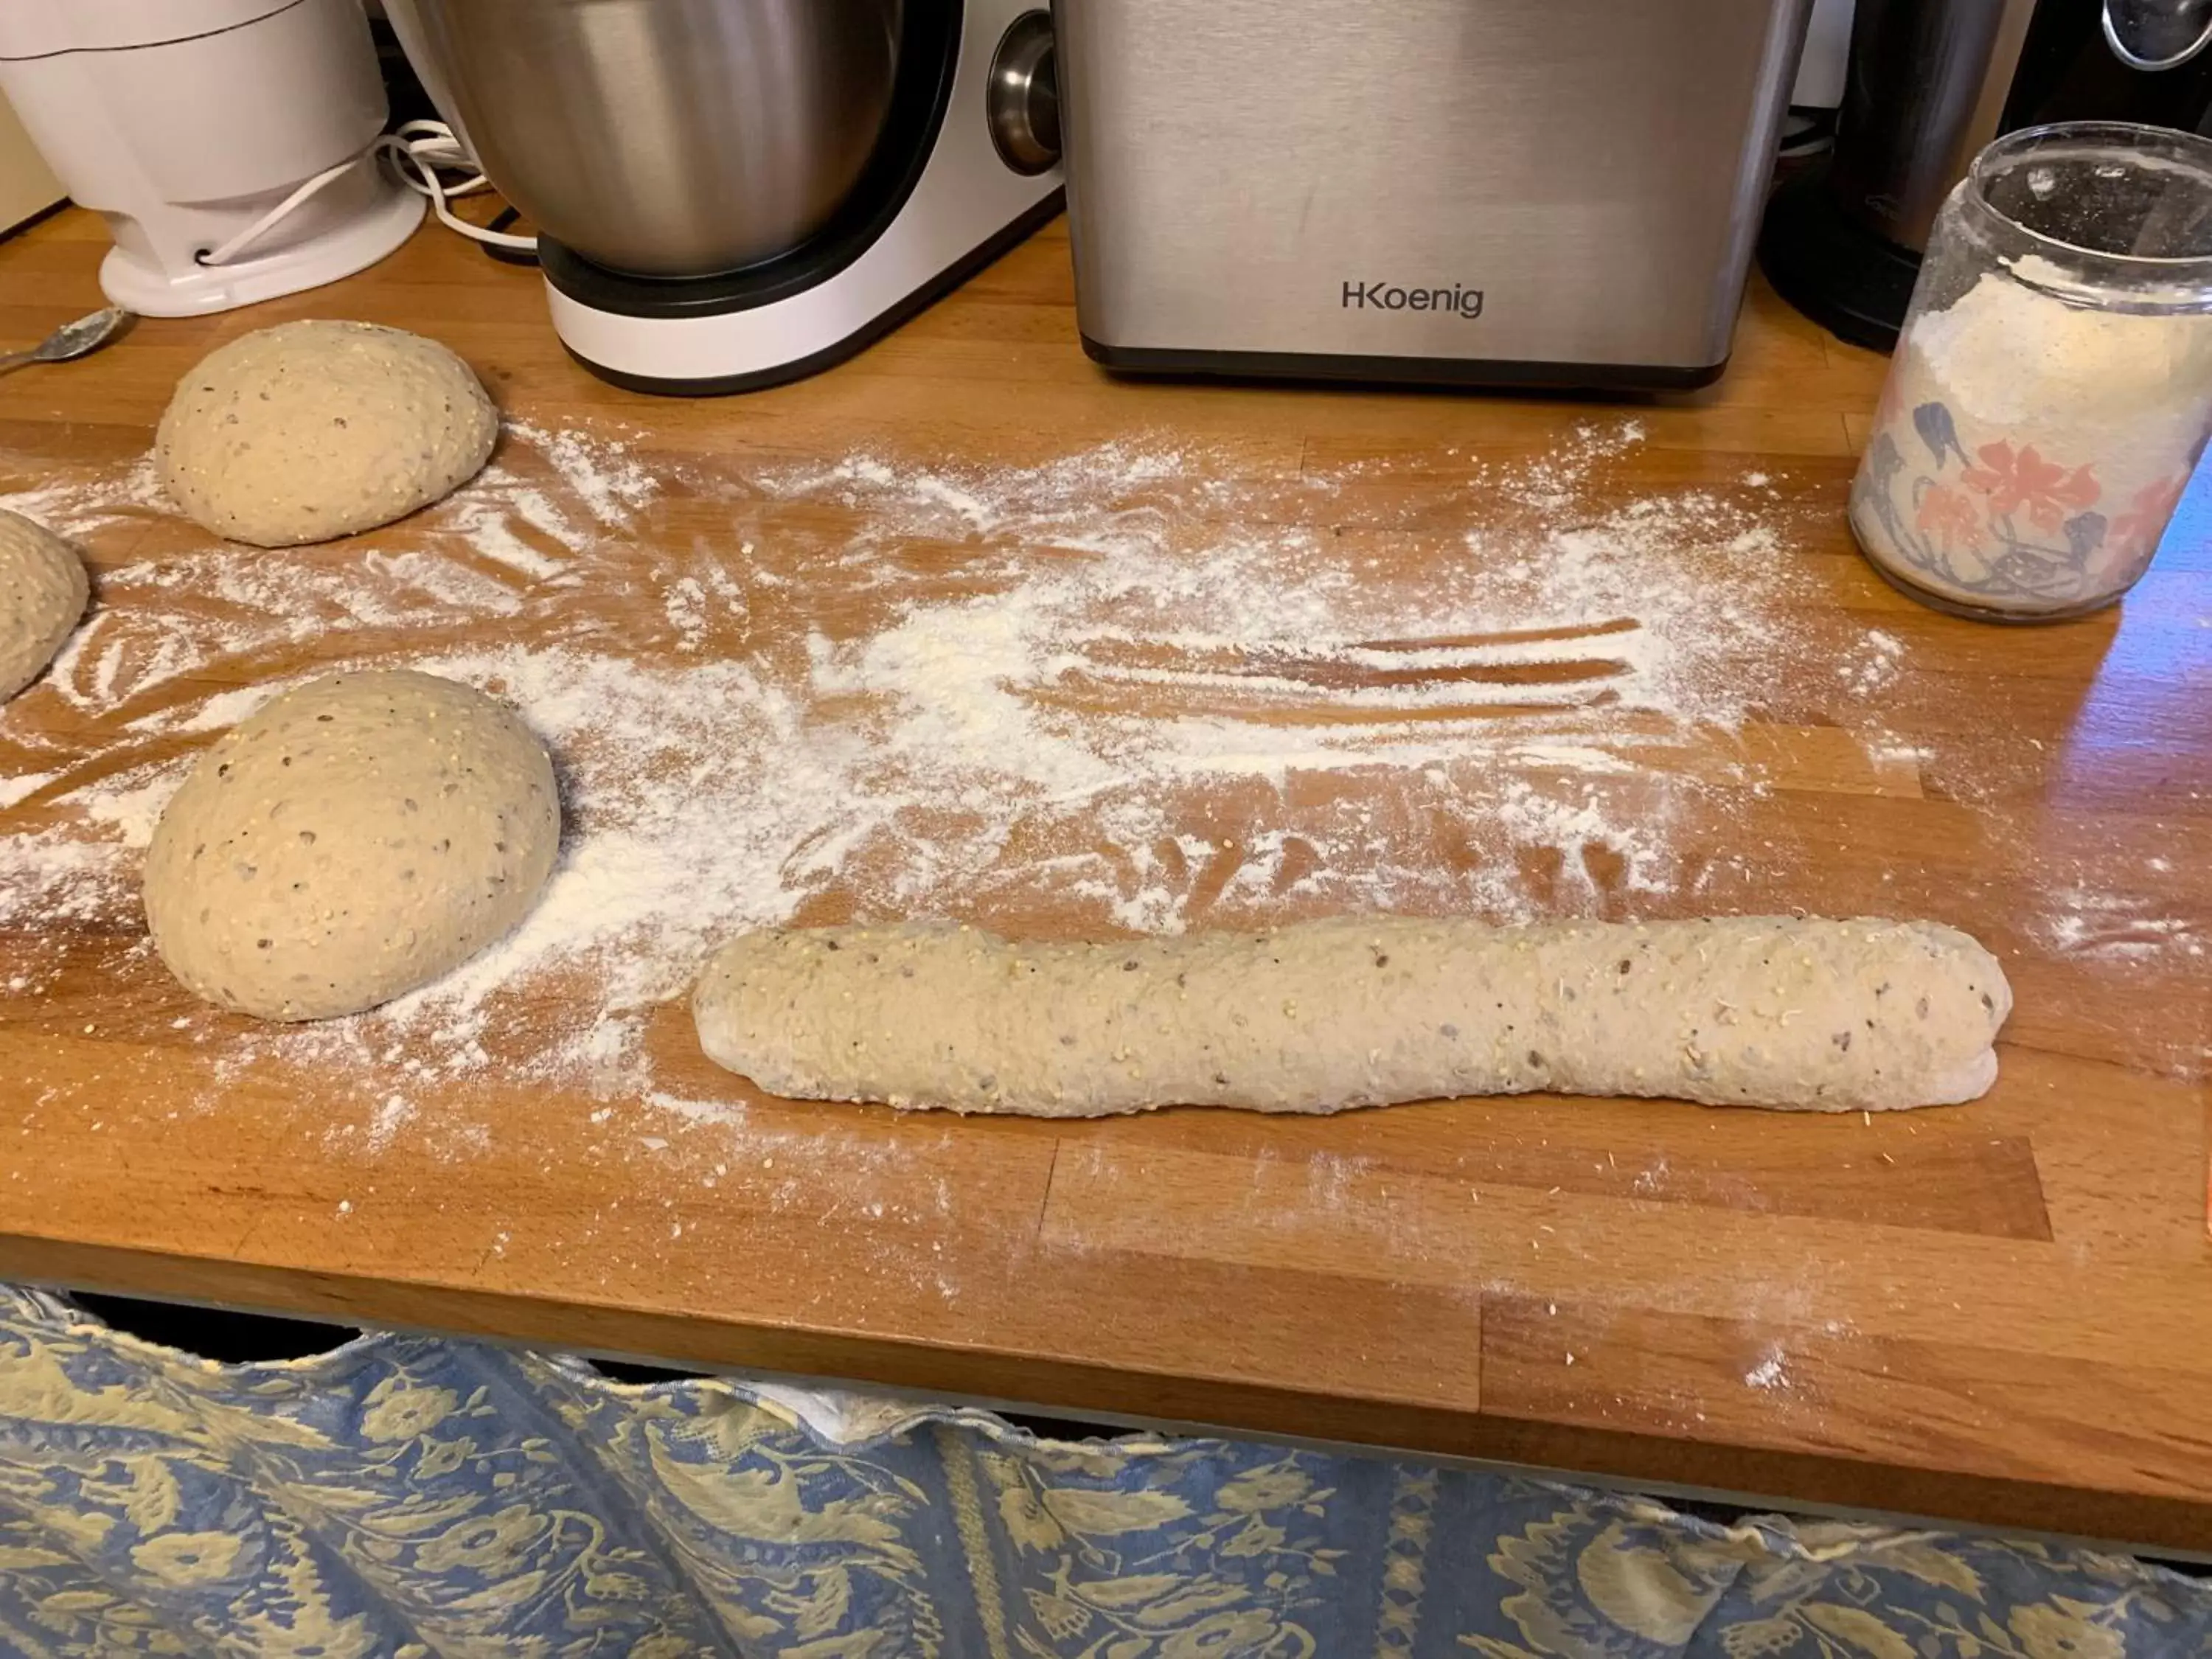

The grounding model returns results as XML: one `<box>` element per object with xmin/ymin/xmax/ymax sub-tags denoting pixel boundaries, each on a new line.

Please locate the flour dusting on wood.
<box><xmin>1</xmin><ymin>417</ymin><xmax>2202</xmax><ymax>1196</ymax></box>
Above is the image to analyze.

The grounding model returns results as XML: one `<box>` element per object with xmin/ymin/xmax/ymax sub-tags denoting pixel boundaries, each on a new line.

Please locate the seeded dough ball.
<box><xmin>143</xmin><ymin>670</ymin><xmax>558</xmax><ymax>1020</ymax></box>
<box><xmin>156</xmin><ymin>321</ymin><xmax>498</xmax><ymax>548</ymax></box>
<box><xmin>0</xmin><ymin>511</ymin><xmax>88</xmax><ymax>700</ymax></box>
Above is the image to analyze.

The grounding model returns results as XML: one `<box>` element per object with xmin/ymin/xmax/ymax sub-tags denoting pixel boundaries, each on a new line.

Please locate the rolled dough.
<box><xmin>144</xmin><ymin>669</ymin><xmax>559</xmax><ymax>1020</ymax></box>
<box><xmin>0</xmin><ymin>510</ymin><xmax>88</xmax><ymax>702</ymax></box>
<box><xmin>694</xmin><ymin>916</ymin><xmax>2011</xmax><ymax>1116</ymax></box>
<box><xmin>156</xmin><ymin>320</ymin><xmax>497</xmax><ymax>548</ymax></box>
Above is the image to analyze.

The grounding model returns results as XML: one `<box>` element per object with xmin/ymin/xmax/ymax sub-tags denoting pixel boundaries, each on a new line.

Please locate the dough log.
<box><xmin>694</xmin><ymin>916</ymin><xmax>2011</xmax><ymax>1116</ymax></box>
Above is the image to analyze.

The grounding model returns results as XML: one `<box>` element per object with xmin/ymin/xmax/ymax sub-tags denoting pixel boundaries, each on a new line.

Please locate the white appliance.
<box><xmin>0</xmin><ymin>0</ymin><xmax>422</xmax><ymax>317</ymax></box>
<box><xmin>1793</xmin><ymin>0</ymin><xmax>1857</xmax><ymax>108</ymax></box>
<box><xmin>388</xmin><ymin>0</ymin><xmax>1065</xmax><ymax>394</ymax></box>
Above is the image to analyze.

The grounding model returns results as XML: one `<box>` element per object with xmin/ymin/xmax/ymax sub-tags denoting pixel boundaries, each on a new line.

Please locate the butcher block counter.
<box><xmin>3</xmin><ymin>208</ymin><xmax>2210</xmax><ymax>1554</ymax></box>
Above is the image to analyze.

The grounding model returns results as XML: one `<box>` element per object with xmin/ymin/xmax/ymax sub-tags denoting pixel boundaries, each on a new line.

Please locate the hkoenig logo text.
<box><xmin>1342</xmin><ymin>281</ymin><xmax>1484</xmax><ymax>319</ymax></box>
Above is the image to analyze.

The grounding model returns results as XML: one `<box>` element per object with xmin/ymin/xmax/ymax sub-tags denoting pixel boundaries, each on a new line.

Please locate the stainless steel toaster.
<box><xmin>1052</xmin><ymin>0</ymin><xmax>1814</xmax><ymax>389</ymax></box>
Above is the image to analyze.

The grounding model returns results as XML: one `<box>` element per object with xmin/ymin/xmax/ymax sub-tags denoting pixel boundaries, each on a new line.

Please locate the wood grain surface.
<box><xmin>2</xmin><ymin>207</ymin><xmax>2209</xmax><ymax>1552</ymax></box>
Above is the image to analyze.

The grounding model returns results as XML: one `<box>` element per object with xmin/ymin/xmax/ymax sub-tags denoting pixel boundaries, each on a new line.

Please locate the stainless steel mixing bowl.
<box><xmin>393</xmin><ymin>0</ymin><xmax>904</xmax><ymax>277</ymax></box>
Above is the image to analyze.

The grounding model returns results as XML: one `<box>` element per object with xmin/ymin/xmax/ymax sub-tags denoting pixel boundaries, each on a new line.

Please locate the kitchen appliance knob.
<box><xmin>988</xmin><ymin>10</ymin><xmax>1060</xmax><ymax>175</ymax></box>
<box><xmin>2102</xmin><ymin>0</ymin><xmax>2212</xmax><ymax>70</ymax></box>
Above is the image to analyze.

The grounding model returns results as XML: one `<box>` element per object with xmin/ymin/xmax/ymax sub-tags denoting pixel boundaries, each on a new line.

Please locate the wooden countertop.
<box><xmin>3</xmin><ymin>208</ymin><xmax>2209</xmax><ymax>1553</ymax></box>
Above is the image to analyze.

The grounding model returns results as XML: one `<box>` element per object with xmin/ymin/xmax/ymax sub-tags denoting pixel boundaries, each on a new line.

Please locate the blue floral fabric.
<box><xmin>0</xmin><ymin>1284</ymin><xmax>2204</xmax><ymax>1658</ymax></box>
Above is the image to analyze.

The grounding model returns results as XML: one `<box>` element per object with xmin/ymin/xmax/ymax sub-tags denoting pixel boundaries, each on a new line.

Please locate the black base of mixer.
<box><xmin>1757</xmin><ymin>161</ymin><xmax>1923</xmax><ymax>354</ymax></box>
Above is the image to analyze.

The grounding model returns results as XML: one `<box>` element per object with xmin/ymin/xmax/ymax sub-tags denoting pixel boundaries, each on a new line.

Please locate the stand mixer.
<box><xmin>386</xmin><ymin>0</ymin><xmax>1065</xmax><ymax>395</ymax></box>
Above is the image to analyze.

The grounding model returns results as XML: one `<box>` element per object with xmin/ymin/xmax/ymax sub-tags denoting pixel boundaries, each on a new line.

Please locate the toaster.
<box><xmin>1052</xmin><ymin>0</ymin><xmax>1815</xmax><ymax>389</ymax></box>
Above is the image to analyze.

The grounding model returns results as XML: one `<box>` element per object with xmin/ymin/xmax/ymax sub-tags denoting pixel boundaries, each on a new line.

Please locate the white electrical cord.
<box><xmin>197</xmin><ymin>151</ymin><xmax>367</xmax><ymax>267</ymax></box>
<box><xmin>378</xmin><ymin>120</ymin><xmax>538</xmax><ymax>253</ymax></box>
<box><xmin>197</xmin><ymin>119</ymin><xmax>535</xmax><ymax>268</ymax></box>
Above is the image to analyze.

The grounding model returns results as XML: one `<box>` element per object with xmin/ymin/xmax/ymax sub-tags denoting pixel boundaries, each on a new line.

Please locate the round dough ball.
<box><xmin>0</xmin><ymin>510</ymin><xmax>88</xmax><ymax>700</ymax></box>
<box><xmin>156</xmin><ymin>321</ymin><xmax>498</xmax><ymax>548</ymax></box>
<box><xmin>144</xmin><ymin>669</ymin><xmax>558</xmax><ymax>1021</ymax></box>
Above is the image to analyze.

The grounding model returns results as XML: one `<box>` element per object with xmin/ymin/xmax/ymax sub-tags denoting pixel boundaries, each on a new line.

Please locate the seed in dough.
<box><xmin>694</xmin><ymin>915</ymin><xmax>2012</xmax><ymax>1116</ymax></box>
<box><xmin>0</xmin><ymin>511</ymin><xmax>88</xmax><ymax>702</ymax></box>
<box><xmin>143</xmin><ymin>669</ymin><xmax>559</xmax><ymax>1020</ymax></box>
<box><xmin>156</xmin><ymin>320</ymin><xmax>498</xmax><ymax>548</ymax></box>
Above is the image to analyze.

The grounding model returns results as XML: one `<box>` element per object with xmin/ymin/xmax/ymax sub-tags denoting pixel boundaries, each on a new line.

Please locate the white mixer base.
<box><xmin>100</xmin><ymin>181</ymin><xmax>423</xmax><ymax>319</ymax></box>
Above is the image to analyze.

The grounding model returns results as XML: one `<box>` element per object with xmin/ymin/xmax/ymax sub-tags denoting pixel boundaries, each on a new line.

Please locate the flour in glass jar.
<box><xmin>1853</xmin><ymin>253</ymin><xmax>2212</xmax><ymax>611</ymax></box>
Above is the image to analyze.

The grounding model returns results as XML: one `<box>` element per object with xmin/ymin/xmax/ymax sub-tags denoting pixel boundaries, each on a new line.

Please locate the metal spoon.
<box><xmin>0</xmin><ymin>306</ymin><xmax>133</xmax><ymax>377</ymax></box>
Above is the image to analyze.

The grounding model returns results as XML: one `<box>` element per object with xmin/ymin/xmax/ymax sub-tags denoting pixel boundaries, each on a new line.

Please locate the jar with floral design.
<box><xmin>1850</xmin><ymin>121</ymin><xmax>2212</xmax><ymax>620</ymax></box>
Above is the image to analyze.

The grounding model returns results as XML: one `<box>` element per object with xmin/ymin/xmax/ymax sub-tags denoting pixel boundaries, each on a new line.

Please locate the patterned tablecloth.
<box><xmin>0</xmin><ymin>1284</ymin><xmax>2202</xmax><ymax>1658</ymax></box>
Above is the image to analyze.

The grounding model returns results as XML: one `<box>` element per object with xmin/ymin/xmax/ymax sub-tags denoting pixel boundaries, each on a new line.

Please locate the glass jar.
<box><xmin>1848</xmin><ymin>122</ymin><xmax>2212</xmax><ymax>621</ymax></box>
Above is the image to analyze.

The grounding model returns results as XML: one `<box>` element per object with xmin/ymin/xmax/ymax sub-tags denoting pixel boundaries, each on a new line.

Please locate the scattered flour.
<box><xmin>511</xmin><ymin>420</ymin><xmax>657</xmax><ymax>524</ymax></box>
<box><xmin>0</xmin><ymin>771</ymin><xmax>53</xmax><ymax>810</ymax></box>
<box><xmin>1743</xmin><ymin>1349</ymin><xmax>1790</xmax><ymax>1391</ymax></box>
<box><xmin>2032</xmin><ymin>884</ymin><xmax>2204</xmax><ymax>964</ymax></box>
<box><xmin>1838</xmin><ymin>628</ymin><xmax>1907</xmax><ymax>698</ymax></box>
<box><xmin>0</xmin><ymin>453</ymin><xmax>167</xmax><ymax>529</ymax></box>
<box><xmin>1</xmin><ymin>415</ymin><xmax>2202</xmax><ymax>1150</ymax></box>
